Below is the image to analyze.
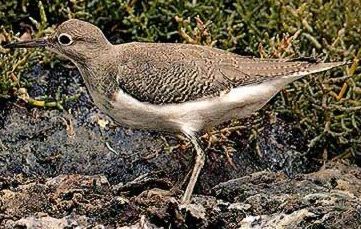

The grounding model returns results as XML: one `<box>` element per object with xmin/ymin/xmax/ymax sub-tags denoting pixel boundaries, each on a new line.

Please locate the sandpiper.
<box><xmin>4</xmin><ymin>19</ymin><xmax>347</xmax><ymax>204</ymax></box>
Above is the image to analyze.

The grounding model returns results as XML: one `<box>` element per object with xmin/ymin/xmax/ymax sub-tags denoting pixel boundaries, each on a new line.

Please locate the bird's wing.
<box><xmin>116</xmin><ymin>43</ymin><xmax>344</xmax><ymax>104</ymax></box>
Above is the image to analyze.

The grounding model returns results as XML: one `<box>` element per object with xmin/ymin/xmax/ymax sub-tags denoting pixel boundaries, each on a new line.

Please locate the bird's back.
<box><xmin>113</xmin><ymin>42</ymin><xmax>344</xmax><ymax>105</ymax></box>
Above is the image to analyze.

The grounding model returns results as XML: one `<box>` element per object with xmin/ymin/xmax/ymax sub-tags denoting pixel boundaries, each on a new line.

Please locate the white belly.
<box><xmin>103</xmin><ymin>77</ymin><xmax>293</xmax><ymax>134</ymax></box>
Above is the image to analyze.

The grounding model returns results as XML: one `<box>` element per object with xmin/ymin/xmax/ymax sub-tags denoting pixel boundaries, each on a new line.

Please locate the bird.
<box><xmin>4</xmin><ymin>19</ymin><xmax>347</xmax><ymax>204</ymax></box>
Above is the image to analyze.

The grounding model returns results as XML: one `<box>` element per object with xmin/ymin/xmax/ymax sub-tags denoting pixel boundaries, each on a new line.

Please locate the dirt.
<box><xmin>0</xmin><ymin>64</ymin><xmax>360</xmax><ymax>228</ymax></box>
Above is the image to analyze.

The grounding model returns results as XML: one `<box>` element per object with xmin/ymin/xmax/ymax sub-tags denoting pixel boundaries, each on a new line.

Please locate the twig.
<box><xmin>106</xmin><ymin>142</ymin><xmax>119</xmax><ymax>155</ymax></box>
<box><xmin>27</xmin><ymin>94</ymin><xmax>80</xmax><ymax>109</ymax></box>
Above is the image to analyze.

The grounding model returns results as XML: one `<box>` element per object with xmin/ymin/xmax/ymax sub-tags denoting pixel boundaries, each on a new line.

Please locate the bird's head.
<box><xmin>5</xmin><ymin>19</ymin><xmax>111</xmax><ymax>63</ymax></box>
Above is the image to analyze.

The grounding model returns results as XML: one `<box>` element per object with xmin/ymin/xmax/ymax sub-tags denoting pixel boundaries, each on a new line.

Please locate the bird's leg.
<box><xmin>181</xmin><ymin>131</ymin><xmax>205</xmax><ymax>204</ymax></box>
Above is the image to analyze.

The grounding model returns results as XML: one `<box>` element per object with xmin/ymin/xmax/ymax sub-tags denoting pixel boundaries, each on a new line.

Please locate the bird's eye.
<box><xmin>58</xmin><ymin>33</ymin><xmax>73</xmax><ymax>46</ymax></box>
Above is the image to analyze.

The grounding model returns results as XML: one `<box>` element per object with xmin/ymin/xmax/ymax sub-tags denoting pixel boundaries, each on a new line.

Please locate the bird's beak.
<box><xmin>3</xmin><ymin>37</ymin><xmax>48</xmax><ymax>49</ymax></box>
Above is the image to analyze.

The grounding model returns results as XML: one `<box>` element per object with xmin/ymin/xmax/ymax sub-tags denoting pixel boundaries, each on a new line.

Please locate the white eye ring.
<box><xmin>58</xmin><ymin>33</ymin><xmax>73</xmax><ymax>46</ymax></box>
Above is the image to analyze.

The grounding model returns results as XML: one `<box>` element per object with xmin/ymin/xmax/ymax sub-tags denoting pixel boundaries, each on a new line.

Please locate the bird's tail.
<box><xmin>283</xmin><ymin>61</ymin><xmax>348</xmax><ymax>79</ymax></box>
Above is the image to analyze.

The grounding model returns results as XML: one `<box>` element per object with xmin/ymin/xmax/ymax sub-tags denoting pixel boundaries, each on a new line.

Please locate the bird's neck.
<box><xmin>75</xmin><ymin>47</ymin><xmax>119</xmax><ymax>100</ymax></box>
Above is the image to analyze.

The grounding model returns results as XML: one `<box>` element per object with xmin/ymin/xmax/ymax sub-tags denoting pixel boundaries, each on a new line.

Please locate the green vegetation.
<box><xmin>1</xmin><ymin>0</ymin><xmax>360</xmax><ymax>158</ymax></box>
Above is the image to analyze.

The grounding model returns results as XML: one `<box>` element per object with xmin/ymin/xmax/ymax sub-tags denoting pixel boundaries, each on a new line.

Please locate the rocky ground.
<box><xmin>0</xmin><ymin>65</ymin><xmax>360</xmax><ymax>228</ymax></box>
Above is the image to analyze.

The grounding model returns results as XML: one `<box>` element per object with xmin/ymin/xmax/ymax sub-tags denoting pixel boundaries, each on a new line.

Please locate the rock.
<box><xmin>1</xmin><ymin>161</ymin><xmax>360</xmax><ymax>228</ymax></box>
<box><xmin>178</xmin><ymin>203</ymin><xmax>207</xmax><ymax>227</ymax></box>
<box><xmin>118</xmin><ymin>215</ymin><xmax>162</xmax><ymax>229</ymax></box>
<box><xmin>5</xmin><ymin>213</ymin><xmax>92</xmax><ymax>229</ymax></box>
<box><xmin>212</xmin><ymin>162</ymin><xmax>361</xmax><ymax>228</ymax></box>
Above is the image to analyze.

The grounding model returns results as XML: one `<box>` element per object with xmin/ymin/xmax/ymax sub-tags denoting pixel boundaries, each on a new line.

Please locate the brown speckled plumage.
<box><xmin>115</xmin><ymin>43</ymin><xmax>328</xmax><ymax>104</ymax></box>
